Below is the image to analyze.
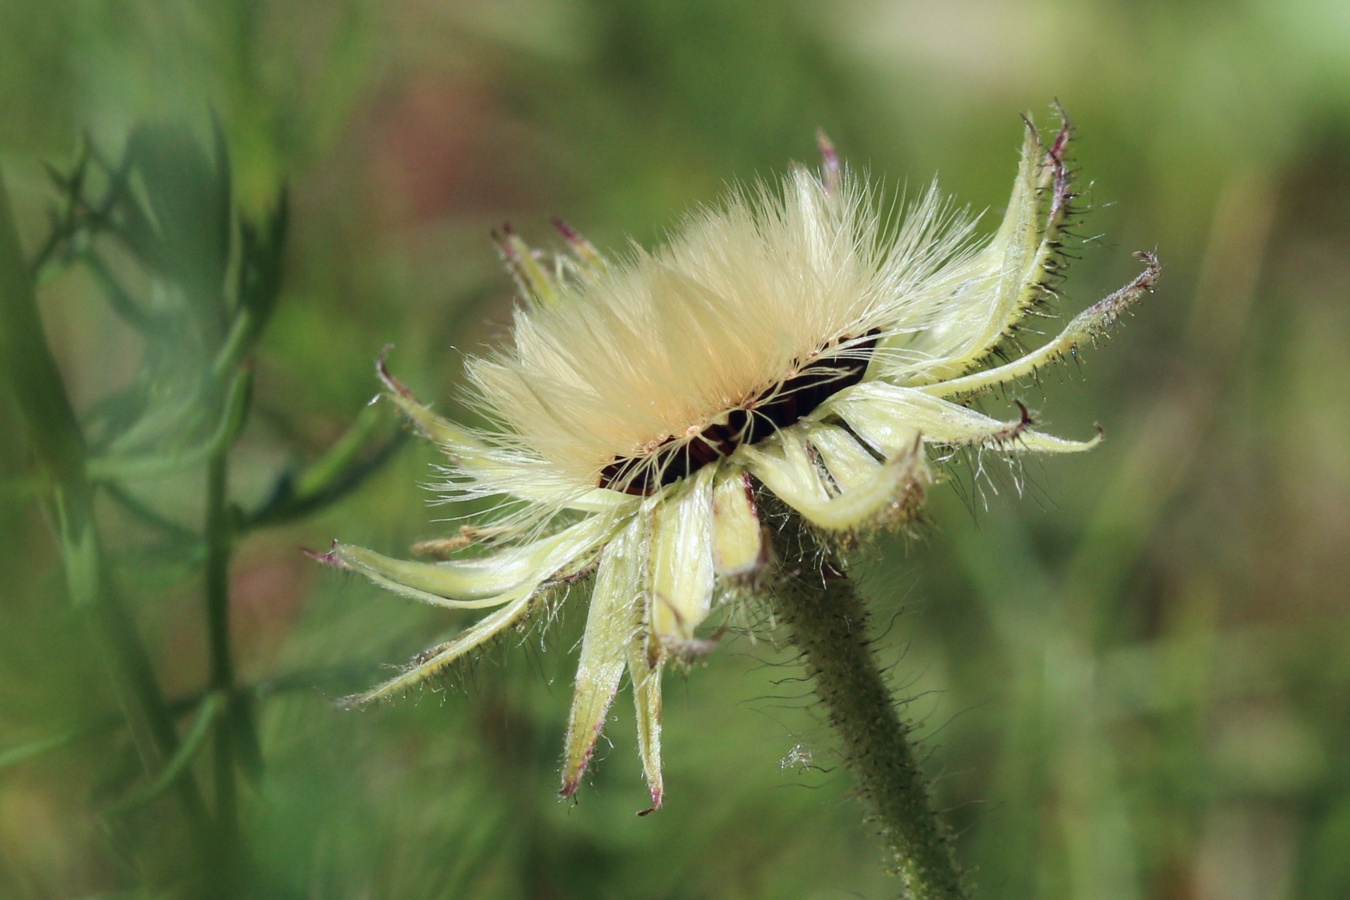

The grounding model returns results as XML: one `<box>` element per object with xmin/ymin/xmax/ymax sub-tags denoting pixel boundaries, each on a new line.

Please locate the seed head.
<box><xmin>317</xmin><ymin>110</ymin><xmax>1159</xmax><ymax>811</ymax></box>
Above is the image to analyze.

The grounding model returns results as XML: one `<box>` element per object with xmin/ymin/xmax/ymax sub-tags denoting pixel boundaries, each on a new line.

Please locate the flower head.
<box><xmin>317</xmin><ymin>113</ymin><xmax>1157</xmax><ymax>811</ymax></box>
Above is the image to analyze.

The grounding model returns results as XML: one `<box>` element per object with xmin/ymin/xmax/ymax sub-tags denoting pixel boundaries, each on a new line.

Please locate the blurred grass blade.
<box><xmin>212</xmin><ymin>185</ymin><xmax>289</xmax><ymax>381</ymax></box>
<box><xmin>0</xmin><ymin>726</ymin><xmax>88</xmax><ymax>774</ymax></box>
<box><xmin>103</xmin><ymin>691</ymin><xmax>225</xmax><ymax>819</ymax></box>
<box><xmin>122</xmin><ymin>124</ymin><xmax>232</xmax><ymax>302</ymax></box>
<box><xmin>82</xmin><ymin>249</ymin><xmax>153</xmax><ymax>331</ymax></box>
<box><xmin>228</xmin><ymin>693</ymin><xmax>265</xmax><ymax>786</ymax></box>
<box><xmin>0</xmin><ymin>168</ymin><xmax>211</xmax><ymax>832</ymax></box>
<box><xmin>237</xmin><ymin>187</ymin><xmax>288</xmax><ymax>329</ymax></box>
<box><xmin>245</xmin><ymin>403</ymin><xmax>405</xmax><ymax>529</ymax></box>
<box><xmin>30</xmin><ymin>137</ymin><xmax>93</xmax><ymax>280</ymax></box>
<box><xmin>86</xmin><ymin>362</ymin><xmax>254</xmax><ymax>482</ymax></box>
<box><xmin>210</xmin><ymin>112</ymin><xmax>234</xmax><ymax>290</ymax></box>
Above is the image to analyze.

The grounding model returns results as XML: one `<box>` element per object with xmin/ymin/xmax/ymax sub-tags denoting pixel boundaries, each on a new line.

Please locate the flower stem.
<box><xmin>770</xmin><ymin>525</ymin><xmax>966</xmax><ymax>898</ymax></box>
<box><xmin>204</xmin><ymin>452</ymin><xmax>241</xmax><ymax>881</ymax></box>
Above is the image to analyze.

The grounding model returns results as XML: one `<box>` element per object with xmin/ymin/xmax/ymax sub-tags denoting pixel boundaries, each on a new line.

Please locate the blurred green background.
<box><xmin>2</xmin><ymin>1</ymin><xmax>1349</xmax><ymax>897</ymax></box>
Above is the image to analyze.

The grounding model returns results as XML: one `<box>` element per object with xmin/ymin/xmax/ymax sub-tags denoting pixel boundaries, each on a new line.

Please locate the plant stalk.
<box><xmin>770</xmin><ymin>526</ymin><xmax>966</xmax><ymax>898</ymax></box>
<box><xmin>0</xmin><ymin>172</ymin><xmax>211</xmax><ymax>832</ymax></box>
<box><xmin>205</xmin><ymin>451</ymin><xmax>242</xmax><ymax>880</ymax></box>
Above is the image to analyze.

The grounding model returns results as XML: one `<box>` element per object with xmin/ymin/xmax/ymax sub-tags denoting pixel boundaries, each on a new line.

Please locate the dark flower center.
<box><xmin>599</xmin><ymin>334</ymin><xmax>878</xmax><ymax>496</ymax></box>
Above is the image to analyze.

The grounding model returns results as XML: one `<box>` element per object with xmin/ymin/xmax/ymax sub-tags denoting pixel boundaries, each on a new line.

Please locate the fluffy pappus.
<box><xmin>315</xmin><ymin>110</ymin><xmax>1158</xmax><ymax>811</ymax></box>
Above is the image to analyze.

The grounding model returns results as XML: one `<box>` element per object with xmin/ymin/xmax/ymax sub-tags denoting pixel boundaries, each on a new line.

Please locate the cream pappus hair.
<box><xmin>316</xmin><ymin>112</ymin><xmax>1159</xmax><ymax>811</ymax></box>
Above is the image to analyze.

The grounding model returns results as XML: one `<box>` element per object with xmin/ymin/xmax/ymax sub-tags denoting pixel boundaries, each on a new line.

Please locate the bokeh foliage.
<box><xmin>2</xmin><ymin>0</ymin><xmax>1349</xmax><ymax>897</ymax></box>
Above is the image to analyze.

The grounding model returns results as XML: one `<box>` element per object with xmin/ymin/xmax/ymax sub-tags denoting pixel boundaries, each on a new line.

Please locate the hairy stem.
<box><xmin>770</xmin><ymin>525</ymin><xmax>966</xmax><ymax>898</ymax></box>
